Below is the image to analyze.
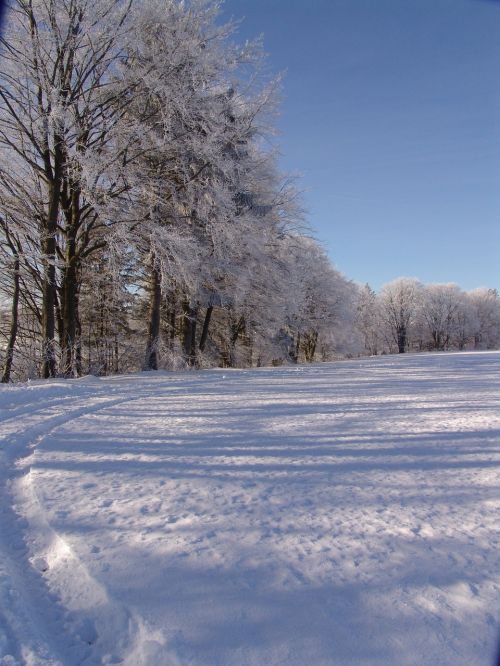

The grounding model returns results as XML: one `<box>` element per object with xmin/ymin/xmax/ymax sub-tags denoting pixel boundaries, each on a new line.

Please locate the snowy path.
<box><xmin>0</xmin><ymin>352</ymin><xmax>499</xmax><ymax>665</ymax></box>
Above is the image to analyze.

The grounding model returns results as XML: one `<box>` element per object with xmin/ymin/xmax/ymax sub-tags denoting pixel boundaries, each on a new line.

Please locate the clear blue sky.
<box><xmin>220</xmin><ymin>0</ymin><xmax>500</xmax><ymax>292</ymax></box>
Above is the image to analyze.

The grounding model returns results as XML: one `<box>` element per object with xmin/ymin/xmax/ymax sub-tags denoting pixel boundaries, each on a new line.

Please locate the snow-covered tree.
<box><xmin>356</xmin><ymin>283</ymin><xmax>381</xmax><ymax>356</ymax></box>
<box><xmin>420</xmin><ymin>283</ymin><xmax>462</xmax><ymax>351</ymax></box>
<box><xmin>378</xmin><ymin>277</ymin><xmax>422</xmax><ymax>353</ymax></box>
<box><xmin>468</xmin><ymin>288</ymin><xmax>500</xmax><ymax>350</ymax></box>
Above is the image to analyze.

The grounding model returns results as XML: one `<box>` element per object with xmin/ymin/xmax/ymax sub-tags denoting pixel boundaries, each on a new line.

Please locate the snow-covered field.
<box><xmin>0</xmin><ymin>352</ymin><xmax>499</xmax><ymax>666</ymax></box>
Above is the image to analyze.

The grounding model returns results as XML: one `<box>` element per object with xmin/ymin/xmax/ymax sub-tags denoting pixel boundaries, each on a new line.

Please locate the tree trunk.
<box><xmin>75</xmin><ymin>308</ymin><xmax>82</xmax><ymax>376</ymax></box>
<box><xmin>144</xmin><ymin>260</ymin><xmax>162</xmax><ymax>370</ymax></box>
<box><xmin>61</xmin><ymin>237</ymin><xmax>79</xmax><ymax>376</ymax></box>
<box><xmin>41</xmin><ymin>227</ymin><xmax>57</xmax><ymax>378</ymax></box>
<box><xmin>41</xmin><ymin>146</ymin><xmax>63</xmax><ymax>378</ymax></box>
<box><xmin>182</xmin><ymin>300</ymin><xmax>197</xmax><ymax>367</ymax></box>
<box><xmin>1</xmin><ymin>253</ymin><xmax>20</xmax><ymax>383</ymax></box>
<box><xmin>290</xmin><ymin>331</ymin><xmax>300</xmax><ymax>363</ymax></box>
<box><xmin>304</xmin><ymin>330</ymin><xmax>318</xmax><ymax>362</ymax></box>
<box><xmin>397</xmin><ymin>325</ymin><xmax>407</xmax><ymax>353</ymax></box>
<box><xmin>199</xmin><ymin>305</ymin><xmax>213</xmax><ymax>352</ymax></box>
<box><xmin>113</xmin><ymin>335</ymin><xmax>119</xmax><ymax>374</ymax></box>
<box><xmin>166</xmin><ymin>294</ymin><xmax>176</xmax><ymax>348</ymax></box>
<box><xmin>228</xmin><ymin>315</ymin><xmax>245</xmax><ymax>367</ymax></box>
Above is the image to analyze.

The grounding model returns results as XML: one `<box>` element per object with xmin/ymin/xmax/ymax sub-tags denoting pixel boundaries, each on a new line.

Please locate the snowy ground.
<box><xmin>0</xmin><ymin>352</ymin><xmax>499</xmax><ymax>666</ymax></box>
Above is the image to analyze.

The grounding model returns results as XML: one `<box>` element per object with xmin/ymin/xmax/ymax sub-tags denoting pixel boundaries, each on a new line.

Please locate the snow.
<box><xmin>0</xmin><ymin>352</ymin><xmax>499</xmax><ymax>665</ymax></box>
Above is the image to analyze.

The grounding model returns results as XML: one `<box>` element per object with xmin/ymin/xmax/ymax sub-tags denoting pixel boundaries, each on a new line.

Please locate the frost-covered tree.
<box><xmin>356</xmin><ymin>283</ymin><xmax>381</xmax><ymax>356</ymax></box>
<box><xmin>421</xmin><ymin>283</ymin><xmax>462</xmax><ymax>351</ymax></box>
<box><xmin>378</xmin><ymin>278</ymin><xmax>422</xmax><ymax>353</ymax></box>
<box><xmin>275</xmin><ymin>236</ymin><xmax>359</xmax><ymax>364</ymax></box>
<box><xmin>468</xmin><ymin>288</ymin><xmax>500</xmax><ymax>350</ymax></box>
<box><xmin>117</xmin><ymin>0</ymin><xmax>285</xmax><ymax>370</ymax></box>
<box><xmin>451</xmin><ymin>291</ymin><xmax>477</xmax><ymax>351</ymax></box>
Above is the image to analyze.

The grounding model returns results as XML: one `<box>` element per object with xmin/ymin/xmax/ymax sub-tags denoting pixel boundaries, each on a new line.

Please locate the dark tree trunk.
<box><xmin>60</xmin><ymin>173</ymin><xmax>86</xmax><ymax>377</ymax></box>
<box><xmin>54</xmin><ymin>287</ymin><xmax>64</xmax><ymax>348</ymax></box>
<box><xmin>170</xmin><ymin>306</ymin><xmax>176</xmax><ymax>344</ymax></box>
<box><xmin>199</xmin><ymin>305</ymin><xmax>213</xmax><ymax>352</ymax></box>
<box><xmin>304</xmin><ymin>330</ymin><xmax>318</xmax><ymax>362</ymax></box>
<box><xmin>228</xmin><ymin>315</ymin><xmax>245</xmax><ymax>367</ymax></box>
<box><xmin>75</xmin><ymin>307</ymin><xmax>82</xmax><ymax>376</ymax></box>
<box><xmin>41</xmin><ymin>227</ymin><xmax>57</xmax><ymax>378</ymax></box>
<box><xmin>61</xmin><ymin>237</ymin><xmax>79</xmax><ymax>376</ymax></box>
<box><xmin>1</xmin><ymin>252</ymin><xmax>20</xmax><ymax>383</ymax></box>
<box><xmin>290</xmin><ymin>331</ymin><xmax>301</xmax><ymax>363</ymax></box>
<box><xmin>113</xmin><ymin>335</ymin><xmax>119</xmax><ymax>374</ymax></box>
<box><xmin>41</xmin><ymin>140</ymin><xmax>63</xmax><ymax>378</ymax></box>
<box><xmin>397</xmin><ymin>325</ymin><xmax>407</xmax><ymax>353</ymax></box>
<box><xmin>144</xmin><ymin>260</ymin><xmax>162</xmax><ymax>370</ymax></box>
<box><xmin>182</xmin><ymin>300</ymin><xmax>197</xmax><ymax>367</ymax></box>
<box><xmin>166</xmin><ymin>293</ymin><xmax>176</xmax><ymax>348</ymax></box>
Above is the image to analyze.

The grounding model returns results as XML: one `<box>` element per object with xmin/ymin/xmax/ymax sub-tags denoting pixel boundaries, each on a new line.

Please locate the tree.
<box><xmin>119</xmin><ymin>0</ymin><xmax>281</xmax><ymax>370</ymax></box>
<box><xmin>468</xmin><ymin>288</ymin><xmax>500</xmax><ymax>350</ymax></box>
<box><xmin>379</xmin><ymin>278</ymin><xmax>422</xmax><ymax>353</ymax></box>
<box><xmin>356</xmin><ymin>283</ymin><xmax>381</xmax><ymax>355</ymax></box>
<box><xmin>421</xmin><ymin>283</ymin><xmax>462</xmax><ymax>351</ymax></box>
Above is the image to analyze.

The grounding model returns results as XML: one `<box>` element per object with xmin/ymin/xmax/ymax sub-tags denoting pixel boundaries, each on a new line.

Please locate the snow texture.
<box><xmin>0</xmin><ymin>352</ymin><xmax>499</xmax><ymax>665</ymax></box>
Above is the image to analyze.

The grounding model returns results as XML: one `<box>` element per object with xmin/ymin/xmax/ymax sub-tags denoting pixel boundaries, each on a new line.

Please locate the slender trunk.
<box><xmin>199</xmin><ymin>305</ymin><xmax>213</xmax><ymax>352</ymax></box>
<box><xmin>296</xmin><ymin>332</ymin><xmax>301</xmax><ymax>362</ymax></box>
<box><xmin>167</xmin><ymin>295</ymin><xmax>176</xmax><ymax>348</ymax></box>
<box><xmin>397</xmin><ymin>326</ymin><xmax>407</xmax><ymax>353</ymax></box>
<box><xmin>144</xmin><ymin>259</ymin><xmax>162</xmax><ymax>370</ymax></box>
<box><xmin>41</xmin><ymin>226</ymin><xmax>57</xmax><ymax>377</ymax></box>
<box><xmin>291</xmin><ymin>331</ymin><xmax>300</xmax><ymax>363</ymax></box>
<box><xmin>228</xmin><ymin>315</ymin><xmax>245</xmax><ymax>367</ymax></box>
<box><xmin>60</xmin><ymin>173</ymin><xmax>85</xmax><ymax>377</ymax></box>
<box><xmin>55</xmin><ymin>287</ymin><xmax>64</xmax><ymax>346</ymax></box>
<box><xmin>99</xmin><ymin>299</ymin><xmax>107</xmax><ymax>374</ymax></box>
<box><xmin>75</xmin><ymin>308</ymin><xmax>82</xmax><ymax>376</ymax></box>
<box><xmin>87</xmin><ymin>324</ymin><xmax>92</xmax><ymax>374</ymax></box>
<box><xmin>1</xmin><ymin>253</ymin><xmax>20</xmax><ymax>383</ymax></box>
<box><xmin>61</xmin><ymin>237</ymin><xmax>78</xmax><ymax>376</ymax></box>
<box><xmin>113</xmin><ymin>335</ymin><xmax>119</xmax><ymax>374</ymax></box>
<box><xmin>182</xmin><ymin>300</ymin><xmax>197</xmax><ymax>367</ymax></box>
<box><xmin>42</xmin><ymin>143</ymin><xmax>63</xmax><ymax>377</ymax></box>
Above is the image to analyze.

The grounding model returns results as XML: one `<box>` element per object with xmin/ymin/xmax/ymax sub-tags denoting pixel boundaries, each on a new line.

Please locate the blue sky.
<box><xmin>221</xmin><ymin>0</ymin><xmax>499</xmax><ymax>291</ymax></box>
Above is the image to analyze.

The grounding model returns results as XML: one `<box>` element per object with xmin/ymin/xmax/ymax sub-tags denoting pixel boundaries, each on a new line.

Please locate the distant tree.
<box><xmin>276</xmin><ymin>236</ymin><xmax>359</xmax><ymax>363</ymax></box>
<box><xmin>451</xmin><ymin>291</ymin><xmax>477</xmax><ymax>350</ymax></box>
<box><xmin>468</xmin><ymin>288</ymin><xmax>500</xmax><ymax>350</ymax></box>
<box><xmin>356</xmin><ymin>283</ymin><xmax>381</xmax><ymax>355</ymax></box>
<box><xmin>421</xmin><ymin>283</ymin><xmax>462</xmax><ymax>351</ymax></box>
<box><xmin>379</xmin><ymin>278</ymin><xmax>422</xmax><ymax>353</ymax></box>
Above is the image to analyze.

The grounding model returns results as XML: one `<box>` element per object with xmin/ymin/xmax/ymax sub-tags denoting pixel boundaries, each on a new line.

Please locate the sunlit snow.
<box><xmin>0</xmin><ymin>352</ymin><xmax>499</xmax><ymax>665</ymax></box>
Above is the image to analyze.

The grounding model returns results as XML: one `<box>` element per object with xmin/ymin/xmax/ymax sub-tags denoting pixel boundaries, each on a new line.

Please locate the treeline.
<box><xmin>358</xmin><ymin>279</ymin><xmax>500</xmax><ymax>356</ymax></box>
<box><xmin>0</xmin><ymin>1</ymin><xmax>498</xmax><ymax>383</ymax></box>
